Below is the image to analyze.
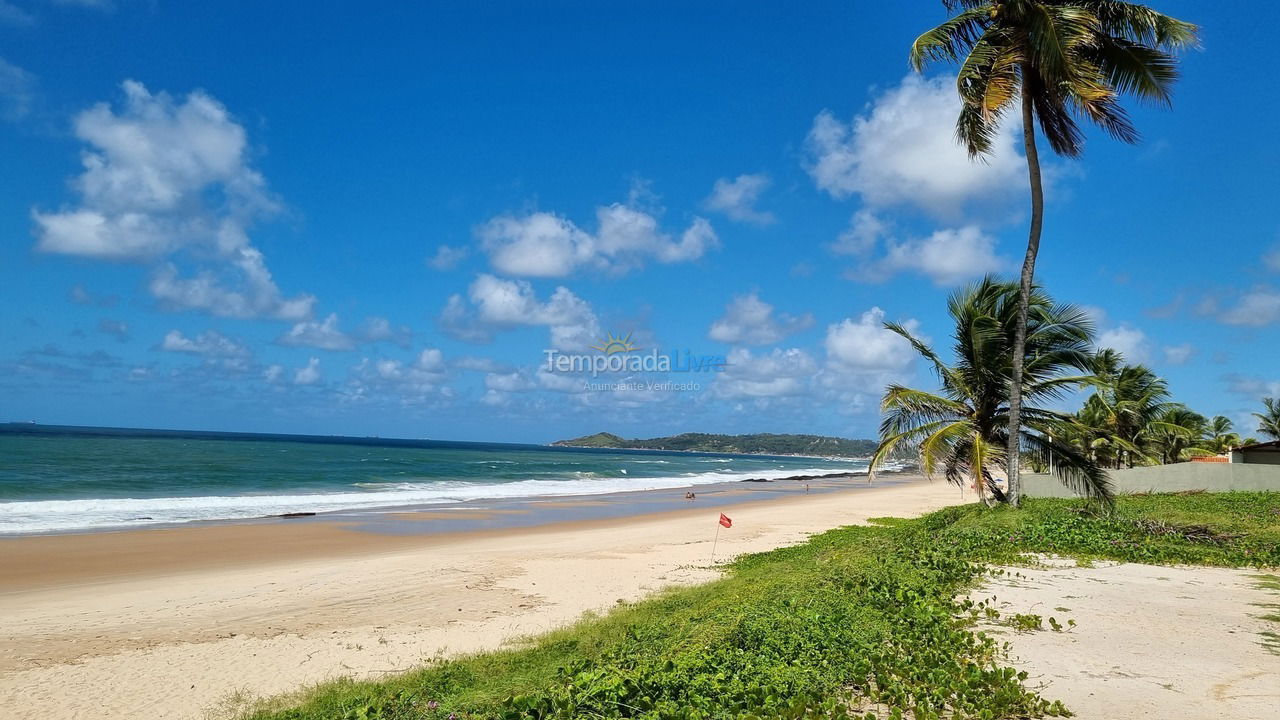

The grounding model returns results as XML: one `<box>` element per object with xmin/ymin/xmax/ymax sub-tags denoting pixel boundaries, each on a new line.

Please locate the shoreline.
<box><xmin>0</xmin><ymin>468</ymin><xmax>894</xmax><ymax>541</ymax></box>
<box><xmin>0</xmin><ymin>472</ymin><xmax>901</xmax><ymax>592</ymax></box>
<box><xmin>0</xmin><ymin>476</ymin><xmax>964</xmax><ymax>720</ymax></box>
<box><xmin>0</xmin><ymin>465</ymin><xmax>893</xmax><ymax>538</ymax></box>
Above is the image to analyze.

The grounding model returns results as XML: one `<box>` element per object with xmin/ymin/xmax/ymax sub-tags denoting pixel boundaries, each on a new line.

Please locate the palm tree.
<box><xmin>1255</xmin><ymin>398</ymin><xmax>1280</xmax><ymax>440</ymax></box>
<box><xmin>1078</xmin><ymin>360</ymin><xmax>1173</xmax><ymax>467</ymax></box>
<box><xmin>1201</xmin><ymin>416</ymin><xmax>1242</xmax><ymax>454</ymax></box>
<box><xmin>909</xmin><ymin>1</ymin><xmax>1197</xmax><ymax>506</ymax></box>
<box><xmin>870</xmin><ymin>277</ymin><xmax>1109</xmax><ymax>503</ymax></box>
<box><xmin>1147</xmin><ymin>405</ymin><xmax>1206</xmax><ymax>464</ymax></box>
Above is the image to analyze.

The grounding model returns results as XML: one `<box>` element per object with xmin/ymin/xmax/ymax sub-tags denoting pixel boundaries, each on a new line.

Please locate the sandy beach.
<box><xmin>973</xmin><ymin>557</ymin><xmax>1280</xmax><ymax>719</ymax></box>
<box><xmin>1</xmin><ymin>475</ymin><xmax>966</xmax><ymax>720</ymax></box>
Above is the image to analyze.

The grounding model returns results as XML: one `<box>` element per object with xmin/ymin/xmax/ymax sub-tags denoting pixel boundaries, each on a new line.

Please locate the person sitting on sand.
<box><xmin>685</xmin><ymin>491</ymin><xmax>696</xmax><ymax>500</ymax></box>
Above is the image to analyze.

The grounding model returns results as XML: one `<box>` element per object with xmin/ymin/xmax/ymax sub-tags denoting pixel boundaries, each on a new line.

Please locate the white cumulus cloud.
<box><xmin>709</xmin><ymin>292</ymin><xmax>813</xmax><ymax>346</ymax></box>
<box><xmin>1097</xmin><ymin>325</ymin><xmax>1152</xmax><ymax>364</ymax></box>
<box><xmin>347</xmin><ymin>349</ymin><xmax>450</xmax><ymax>400</ymax></box>
<box><xmin>294</xmin><ymin>357</ymin><xmax>321</xmax><ymax>385</ymax></box>
<box><xmin>427</xmin><ymin>244</ymin><xmax>469</xmax><ymax>271</ymax></box>
<box><xmin>874</xmin><ymin>226</ymin><xmax>1006</xmax><ymax>286</ymax></box>
<box><xmin>821</xmin><ymin>308</ymin><xmax>919</xmax><ymax>398</ymax></box>
<box><xmin>804</xmin><ymin>74</ymin><xmax>1025</xmax><ymax>219</ymax></box>
<box><xmin>831</xmin><ymin>210</ymin><xmax>887</xmax><ymax>257</ymax></box>
<box><xmin>439</xmin><ymin>274</ymin><xmax>600</xmax><ymax>350</ymax></box>
<box><xmin>703</xmin><ymin>173</ymin><xmax>775</xmax><ymax>225</ymax></box>
<box><xmin>836</xmin><ymin>216</ymin><xmax>1006</xmax><ymax>287</ymax></box>
<box><xmin>1224</xmin><ymin>374</ymin><xmax>1280</xmax><ymax>401</ymax></box>
<box><xmin>712</xmin><ymin>347</ymin><xmax>817</xmax><ymax>399</ymax></box>
<box><xmin>33</xmin><ymin>80</ymin><xmax>315</xmax><ymax>320</ymax></box>
<box><xmin>160</xmin><ymin>329</ymin><xmax>251</xmax><ymax>358</ymax></box>
<box><xmin>356</xmin><ymin>316</ymin><xmax>412</xmax><ymax>347</ymax></box>
<box><xmin>1162</xmin><ymin>343</ymin><xmax>1196</xmax><ymax>366</ymax></box>
<box><xmin>1219</xmin><ymin>287</ymin><xmax>1280</xmax><ymax>327</ymax></box>
<box><xmin>478</xmin><ymin>198</ymin><xmax>718</xmax><ymax>277</ymax></box>
<box><xmin>275</xmin><ymin>314</ymin><xmax>411</xmax><ymax>351</ymax></box>
<box><xmin>263</xmin><ymin>364</ymin><xmax>285</xmax><ymax>383</ymax></box>
<box><xmin>277</xmin><ymin>313</ymin><xmax>356</xmax><ymax>351</ymax></box>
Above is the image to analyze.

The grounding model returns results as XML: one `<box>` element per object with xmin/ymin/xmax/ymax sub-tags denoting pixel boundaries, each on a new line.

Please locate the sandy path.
<box><xmin>1</xmin><ymin>479</ymin><xmax>965</xmax><ymax>720</ymax></box>
<box><xmin>973</xmin><ymin>558</ymin><xmax>1280</xmax><ymax>719</ymax></box>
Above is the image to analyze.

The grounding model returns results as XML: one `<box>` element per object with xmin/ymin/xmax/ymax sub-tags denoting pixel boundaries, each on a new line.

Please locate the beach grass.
<box><xmin>240</xmin><ymin>492</ymin><xmax>1280</xmax><ymax>720</ymax></box>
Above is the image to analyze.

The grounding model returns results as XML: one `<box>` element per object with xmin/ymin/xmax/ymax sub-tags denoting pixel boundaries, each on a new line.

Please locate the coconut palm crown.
<box><xmin>870</xmin><ymin>277</ymin><xmax>1110</xmax><ymax>502</ymax></box>
<box><xmin>1077</xmin><ymin>359</ymin><xmax>1173</xmax><ymax>467</ymax></box>
<box><xmin>912</xmin><ymin>0</ymin><xmax>1198</xmax><ymax>158</ymax></box>
<box><xmin>1256</xmin><ymin>398</ymin><xmax>1280</xmax><ymax>441</ymax></box>
<box><xmin>909</xmin><ymin>0</ymin><xmax>1196</xmax><ymax>506</ymax></box>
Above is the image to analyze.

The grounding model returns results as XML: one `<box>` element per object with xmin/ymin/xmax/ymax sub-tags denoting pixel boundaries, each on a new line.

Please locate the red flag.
<box><xmin>719</xmin><ymin>513</ymin><xmax>732</xmax><ymax>528</ymax></box>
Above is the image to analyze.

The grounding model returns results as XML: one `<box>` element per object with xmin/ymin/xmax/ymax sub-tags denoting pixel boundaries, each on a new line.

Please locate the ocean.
<box><xmin>0</xmin><ymin>425</ymin><xmax>870</xmax><ymax>535</ymax></box>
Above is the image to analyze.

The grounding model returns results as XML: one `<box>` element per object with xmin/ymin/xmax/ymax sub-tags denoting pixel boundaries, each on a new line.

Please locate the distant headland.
<box><xmin>551</xmin><ymin>431</ymin><xmax>879</xmax><ymax>458</ymax></box>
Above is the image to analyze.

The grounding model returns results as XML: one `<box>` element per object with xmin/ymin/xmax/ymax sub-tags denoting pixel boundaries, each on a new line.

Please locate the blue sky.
<box><xmin>1</xmin><ymin>0</ymin><xmax>1277</xmax><ymax>443</ymax></box>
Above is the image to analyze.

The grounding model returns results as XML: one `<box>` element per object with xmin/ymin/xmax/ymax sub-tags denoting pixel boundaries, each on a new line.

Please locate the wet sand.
<box><xmin>1</xmin><ymin>472</ymin><xmax>890</xmax><ymax>592</ymax></box>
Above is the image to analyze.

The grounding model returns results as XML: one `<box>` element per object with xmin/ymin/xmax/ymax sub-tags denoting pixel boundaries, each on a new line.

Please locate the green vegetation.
<box><xmin>909</xmin><ymin>1</ymin><xmax>1198</xmax><ymax>505</ymax></box>
<box><xmin>554</xmin><ymin>432</ymin><xmax>631</xmax><ymax>448</ymax></box>
<box><xmin>241</xmin><ymin>493</ymin><xmax>1278</xmax><ymax>720</ymax></box>
<box><xmin>1255</xmin><ymin>398</ymin><xmax>1280</xmax><ymax>440</ymax></box>
<box><xmin>869</xmin><ymin>279</ymin><xmax>1277</xmax><ymax>505</ymax></box>
<box><xmin>1062</xmin><ymin>353</ymin><xmax>1260</xmax><ymax>468</ymax></box>
<box><xmin>870</xmin><ymin>278</ymin><xmax>1107</xmax><ymax>504</ymax></box>
<box><xmin>1006</xmin><ymin>613</ymin><xmax>1044</xmax><ymax>633</ymax></box>
<box><xmin>553</xmin><ymin>432</ymin><xmax>880</xmax><ymax>458</ymax></box>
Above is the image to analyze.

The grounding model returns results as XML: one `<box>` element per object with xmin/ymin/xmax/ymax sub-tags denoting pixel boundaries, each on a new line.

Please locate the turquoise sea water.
<box><xmin>0</xmin><ymin>426</ymin><xmax>870</xmax><ymax>534</ymax></box>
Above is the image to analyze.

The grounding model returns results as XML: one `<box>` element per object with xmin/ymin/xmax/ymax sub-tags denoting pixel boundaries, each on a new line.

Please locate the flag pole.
<box><xmin>710</xmin><ymin>523</ymin><xmax>721</xmax><ymax>564</ymax></box>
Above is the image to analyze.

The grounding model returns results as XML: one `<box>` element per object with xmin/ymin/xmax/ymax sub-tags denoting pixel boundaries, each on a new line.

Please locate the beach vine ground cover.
<box><xmin>240</xmin><ymin>492</ymin><xmax>1280</xmax><ymax>720</ymax></box>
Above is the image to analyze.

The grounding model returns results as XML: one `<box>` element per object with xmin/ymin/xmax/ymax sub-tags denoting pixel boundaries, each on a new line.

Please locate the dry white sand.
<box><xmin>972</xmin><ymin>557</ymin><xmax>1280</xmax><ymax>719</ymax></box>
<box><xmin>1</xmin><ymin>479</ymin><xmax>965</xmax><ymax>720</ymax></box>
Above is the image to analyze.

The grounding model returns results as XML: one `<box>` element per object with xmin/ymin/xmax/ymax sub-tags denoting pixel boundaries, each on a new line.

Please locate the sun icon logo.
<box><xmin>591</xmin><ymin>331</ymin><xmax>639</xmax><ymax>355</ymax></box>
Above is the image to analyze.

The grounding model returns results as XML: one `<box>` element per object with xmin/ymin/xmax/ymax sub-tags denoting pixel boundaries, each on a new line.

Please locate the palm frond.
<box><xmin>1024</xmin><ymin>3</ymin><xmax>1100</xmax><ymax>82</ymax></box>
<box><xmin>943</xmin><ymin>0</ymin><xmax>992</xmax><ymax>11</ymax></box>
<box><xmin>870</xmin><ymin>418</ymin><xmax>961</xmax><ymax>479</ymax></box>
<box><xmin>1022</xmin><ymin>430</ymin><xmax>1113</xmax><ymax>501</ymax></box>
<box><xmin>920</xmin><ymin>420</ymin><xmax>977</xmax><ymax>480</ymax></box>
<box><xmin>883</xmin><ymin>321</ymin><xmax>964</xmax><ymax>389</ymax></box>
<box><xmin>1067</xmin><ymin>82</ymin><xmax>1140</xmax><ymax>144</ymax></box>
<box><xmin>917</xmin><ymin>0</ymin><xmax>1194</xmax><ymax>160</ymax></box>
<box><xmin>954</xmin><ymin>33</ymin><xmax>1021</xmax><ymax>155</ymax></box>
<box><xmin>1075</xmin><ymin>0</ymin><xmax>1198</xmax><ymax>49</ymax></box>
<box><xmin>1086</xmin><ymin>37</ymin><xmax>1179</xmax><ymax>106</ymax></box>
<box><xmin>1025</xmin><ymin>64</ymin><xmax>1085</xmax><ymax>156</ymax></box>
<box><xmin>911</xmin><ymin>6</ymin><xmax>995</xmax><ymax>70</ymax></box>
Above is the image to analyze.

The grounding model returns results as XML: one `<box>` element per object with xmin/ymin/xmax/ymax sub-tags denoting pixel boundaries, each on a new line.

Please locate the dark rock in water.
<box><xmin>738</xmin><ymin>471</ymin><xmax>863</xmax><ymax>483</ymax></box>
<box><xmin>797</xmin><ymin>472</ymin><xmax>854</xmax><ymax>481</ymax></box>
<box><xmin>134</xmin><ymin>516</ymin><xmax>153</xmax><ymax>520</ymax></box>
<box><xmin>277</xmin><ymin>512</ymin><xmax>317</xmax><ymax>518</ymax></box>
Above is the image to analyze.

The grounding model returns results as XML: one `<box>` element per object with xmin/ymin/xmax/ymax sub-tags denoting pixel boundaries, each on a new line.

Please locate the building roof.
<box><xmin>1235</xmin><ymin>440</ymin><xmax>1280</xmax><ymax>452</ymax></box>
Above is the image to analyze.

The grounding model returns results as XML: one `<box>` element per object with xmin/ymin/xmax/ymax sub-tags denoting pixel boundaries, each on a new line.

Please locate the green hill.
<box><xmin>551</xmin><ymin>432</ymin><xmax>878</xmax><ymax>457</ymax></box>
<box><xmin>555</xmin><ymin>432</ymin><xmax>630</xmax><ymax>448</ymax></box>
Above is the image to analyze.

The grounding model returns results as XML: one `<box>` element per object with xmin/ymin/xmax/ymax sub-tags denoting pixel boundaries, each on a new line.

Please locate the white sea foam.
<box><xmin>0</xmin><ymin>466</ymin><xmax>865</xmax><ymax>535</ymax></box>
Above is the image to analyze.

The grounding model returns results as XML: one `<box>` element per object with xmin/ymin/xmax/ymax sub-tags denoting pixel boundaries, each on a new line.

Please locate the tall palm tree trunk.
<box><xmin>1006</xmin><ymin>64</ymin><xmax>1046</xmax><ymax>509</ymax></box>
